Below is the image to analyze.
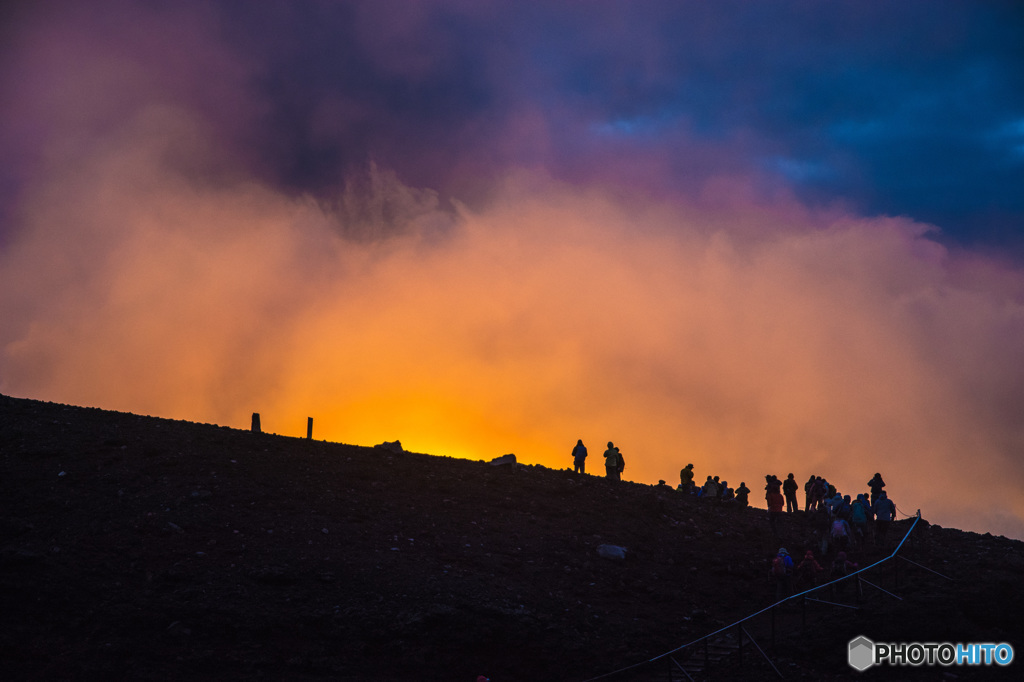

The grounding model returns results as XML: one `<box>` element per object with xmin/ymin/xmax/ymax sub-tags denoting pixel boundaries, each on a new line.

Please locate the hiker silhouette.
<box><xmin>867</xmin><ymin>472</ymin><xmax>886</xmax><ymax>505</ymax></box>
<box><xmin>603</xmin><ymin>442</ymin><xmax>621</xmax><ymax>482</ymax></box>
<box><xmin>765</xmin><ymin>475</ymin><xmax>784</xmax><ymax>534</ymax></box>
<box><xmin>679</xmin><ymin>463</ymin><xmax>695</xmax><ymax>492</ymax></box>
<box><xmin>770</xmin><ymin>547</ymin><xmax>794</xmax><ymax>600</ymax></box>
<box><xmin>796</xmin><ymin>549</ymin><xmax>824</xmax><ymax>588</ymax></box>
<box><xmin>873</xmin><ymin>491</ymin><xmax>896</xmax><ymax>544</ymax></box>
<box><xmin>735</xmin><ymin>482</ymin><xmax>750</xmax><ymax>507</ymax></box>
<box><xmin>783</xmin><ymin>473</ymin><xmax>799</xmax><ymax>513</ymax></box>
<box><xmin>571</xmin><ymin>439</ymin><xmax>588</xmax><ymax>474</ymax></box>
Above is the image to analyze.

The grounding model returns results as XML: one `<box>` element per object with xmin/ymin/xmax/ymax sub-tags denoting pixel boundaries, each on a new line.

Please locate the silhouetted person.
<box><xmin>867</xmin><ymin>473</ymin><xmax>886</xmax><ymax>505</ymax></box>
<box><xmin>873</xmin><ymin>491</ymin><xmax>896</xmax><ymax>544</ymax></box>
<box><xmin>808</xmin><ymin>476</ymin><xmax>827</xmax><ymax>512</ymax></box>
<box><xmin>765</xmin><ymin>475</ymin><xmax>784</xmax><ymax>534</ymax></box>
<box><xmin>572</xmin><ymin>439</ymin><xmax>588</xmax><ymax>474</ymax></box>
<box><xmin>783</xmin><ymin>473</ymin><xmax>799</xmax><ymax>513</ymax></box>
<box><xmin>603</xmin><ymin>442</ymin><xmax>621</xmax><ymax>482</ymax></box>
<box><xmin>720</xmin><ymin>481</ymin><xmax>734</xmax><ymax>500</ymax></box>
<box><xmin>824</xmin><ymin>491</ymin><xmax>843</xmax><ymax>519</ymax></box>
<box><xmin>850</xmin><ymin>494</ymin><xmax>871</xmax><ymax>545</ymax></box>
<box><xmin>830</xmin><ymin>515</ymin><xmax>853</xmax><ymax>552</ymax></box>
<box><xmin>735</xmin><ymin>482</ymin><xmax>750</xmax><ymax>507</ymax></box>
<box><xmin>679</xmin><ymin>463</ymin><xmax>695</xmax><ymax>492</ymax></box>
<box><xmin>796</xmin><ymin>549</ymin><xmax>824</xmax><ymax>588</ymax></box>
<box><xmin>830</xmin><ymin>551</ymin><xmax>861</xmax><ymax>601</ymax></box>
<box><xmin>701</xmin><ymin>475</ymin><xmax>719</xmax><ymax>499</ymax></box>
<box><xmin>804</xmin><ymin>474</ymin><xmax>816</xmax><ymax>511</ymax></box>
<box><xmin>838</xmin><ymin>494</ymin><xmax>854</xmax><ymax>520</ymax></box>
<box><xmin>770</xmin><ymin>547</ymin><xmax>794</xmax><ymax>600</ymax></box>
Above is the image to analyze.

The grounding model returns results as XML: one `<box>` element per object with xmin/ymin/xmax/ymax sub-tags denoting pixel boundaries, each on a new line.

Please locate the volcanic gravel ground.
<box><xmin>1</xmin><ymin>393</ymin><xmax>1021</xmax><ymax>680</ymax></box>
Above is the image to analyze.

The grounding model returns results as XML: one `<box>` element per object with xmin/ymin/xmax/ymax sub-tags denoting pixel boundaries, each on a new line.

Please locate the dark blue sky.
<box><xmin>2</xmin><ymin>0</ymin><xmax>1023</xmax><ymax>253</ymax></box>
<box><xmin>205</xmin><ymin>0</ymin><xmax>1024</xmax><ymax>253</ymax></box>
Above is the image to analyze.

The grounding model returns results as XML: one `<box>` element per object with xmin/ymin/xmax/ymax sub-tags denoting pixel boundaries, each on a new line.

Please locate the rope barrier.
<box><xmin>893</xmin><ymin>501</ymin><xmax>918</xmax><ymax>520</ymax></box>
<box><xmin>578</xmin><ymin>511</ymin><xmax>923</xmax><ymax>682</ymax></box>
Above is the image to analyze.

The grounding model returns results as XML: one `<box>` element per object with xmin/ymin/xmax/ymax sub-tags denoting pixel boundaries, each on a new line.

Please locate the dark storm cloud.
<box><xmin>159</xmin><ymin>0</ymin><xmax>1022</xmax><ymax>249</ymax></box>
<box><xmin>5</xmin><ymin>0</ymin><xmax>1018</xmax><ymax>247</ymax></box>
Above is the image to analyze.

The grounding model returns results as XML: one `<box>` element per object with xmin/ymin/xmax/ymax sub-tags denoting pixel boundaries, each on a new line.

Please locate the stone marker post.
<box><xmin>251</xmin><ymin>412</ymin><xmax>261</xmax><ymax>433</ymax></box>
<box><xmin>307</xmin><ymin>417</ymin><xmax>313</xmax><ymax>440</ymax></box>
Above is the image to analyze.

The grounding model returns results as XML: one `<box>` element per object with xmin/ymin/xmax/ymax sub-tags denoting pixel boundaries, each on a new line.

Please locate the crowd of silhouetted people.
<box><xmin>571</xmin><ymin>439</ymin><xmax>904</xmax><ymax>603</ymax></box>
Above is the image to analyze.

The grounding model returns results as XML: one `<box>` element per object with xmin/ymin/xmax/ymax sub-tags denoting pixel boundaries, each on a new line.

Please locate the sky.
<box><xmin>1</xmin><ymin>1</ymin><xmax>1023</xmax><ymax>539</ymax></box>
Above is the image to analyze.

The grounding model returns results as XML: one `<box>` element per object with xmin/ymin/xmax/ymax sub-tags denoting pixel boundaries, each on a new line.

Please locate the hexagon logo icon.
<box><xmin>848</xmin><ymin>636</ymin><xmax>875</xmax><ymax>672</ymax></box>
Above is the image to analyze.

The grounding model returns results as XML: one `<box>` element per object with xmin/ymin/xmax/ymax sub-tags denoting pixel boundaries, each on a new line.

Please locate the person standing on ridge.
<box><xmin>873</xmin><ymin>490</ymin><xmax>896</xmax><ymax>545</ymax></box>
<box><xmin>571</xmin><ymin>439</ymin><xmax>588</xmax><ymax>474</ymax></box>
<box><xmin>735</xmin><ymin>481</ymin><xmax>750</xmax><ymax>507</ymax></box>
<box><xmin>679</xmin><ymin>463</ymin><xmax>695</xmax><ymax>492</ymax></box>
<box><xmin>765</xmin><ymin>474</ymin><xmax>784</xmax><ymax>534</ymax></box>
<box><xmin>867</xmin><ymin>473</ymin><xmax>886</xmax><ymax>505</ymax></box>
<box><xmin>603</xmin><ymin>442</ymin><xmax>621</xmax><ymax>482</ymax></box>
<box><xmin>804</xmin><ymin>474</ymin><xmax>816</xmax><ymax>511</ymax></box>
<box><xmin>783</xmin><ymin>473</ymin><xmax>799</xmax><ymax>513</ymax></box>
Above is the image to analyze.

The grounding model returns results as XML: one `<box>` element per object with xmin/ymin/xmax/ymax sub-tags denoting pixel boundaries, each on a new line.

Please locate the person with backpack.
<box><xmin>603</xmin><ymin>442</ymin><xmax>621</xmax><ymax>482</ymax></box>
<box><xmin>700</xmin><ymin>475</ymin><xmax>719</xmax><ymax>499</ymax></box>
<box><xmin>873</xmin><ymin>491</ymin><xmax>897</xmax><ymax>545</ymax></box>
<box><xmin>783</xmin><ymin>473</ymin><xmax>799</xmax><ymax>513</ymax></box>
<box><xmin>850</xmin><ymin>494</ymin><xmax>870</xmax><ymax>545</ymax></box>
<box><xmin>770</xmin><ymin>547</ymin><xmax>794</xmax><ymax>600</ymax></box>
<box><xmin>823</xmin><ymin>491</ymin><xmax>841</xmax><ymax>518</ymax></box>
<box><xmin>796</xmin><ymin>549</ymin><xmax>824</xmax><ymax>588</ymax></box>
<box><xmin>571</xmin><ymin>439</ymin><xmax>588</xmax><ymax>474</ymax></box>
<box><xmin>809</xmin><ymin>476</ymin><xmax>827</xmax><ymax>512</ymax></box>
<box><xmin>837</xmin><ymin>494</ymin><xmax>853</xmax><ymax>521</ymax></box>
<box><xmin>830</xmin><ymin>515</ymin><xmax>853</xmax><ymax>552</ymax></box>
<box><xmin>830</xmin><ymin>551</ymin><xmax>861</xmax><ymax>600</ymax></box>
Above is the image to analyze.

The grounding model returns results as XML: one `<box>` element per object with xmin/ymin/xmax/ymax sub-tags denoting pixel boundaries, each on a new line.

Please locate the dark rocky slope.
<box><xmin>1</xmin><ymin>393</ymin><xmax>1020</xmax><ymax>680</ymax></box>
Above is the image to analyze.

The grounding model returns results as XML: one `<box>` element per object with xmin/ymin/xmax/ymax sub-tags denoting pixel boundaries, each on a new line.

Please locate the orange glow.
<box><xmin>2</xmin><ymin>111</ymin><xmax>1024</xmax><ymax>540</ymax></box>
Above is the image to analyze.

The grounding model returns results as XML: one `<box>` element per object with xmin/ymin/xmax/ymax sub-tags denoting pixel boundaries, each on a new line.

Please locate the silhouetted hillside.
<box><xmin>1</xmin><ymin>394</ymin><xmax>1020</xmax><ymax>680</ymax></box>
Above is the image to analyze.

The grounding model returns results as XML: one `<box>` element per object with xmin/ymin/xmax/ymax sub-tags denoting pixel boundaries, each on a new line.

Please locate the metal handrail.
<box><xmin>580</xmin><ymin>510</ymin><xmax>925</xmax><ymax>681</ymax></box>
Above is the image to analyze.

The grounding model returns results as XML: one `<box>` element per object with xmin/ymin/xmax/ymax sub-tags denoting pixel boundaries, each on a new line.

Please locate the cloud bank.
<box><xmin>1</xmin><ymin>0</ymin><xmax>1023</xmax><ymax>539</ymax></box>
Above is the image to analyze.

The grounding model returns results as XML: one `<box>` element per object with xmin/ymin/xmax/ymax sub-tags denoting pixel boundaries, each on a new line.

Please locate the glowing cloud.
<box><xmin>3</xmin><ymin>117</ymin><xmax>1024</xmax><ymax>539</ymax></box>
<box><xmin>2</xmin><ymin>0</ymin><xmax>1023</xmax><ymax>541</ymax></box>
